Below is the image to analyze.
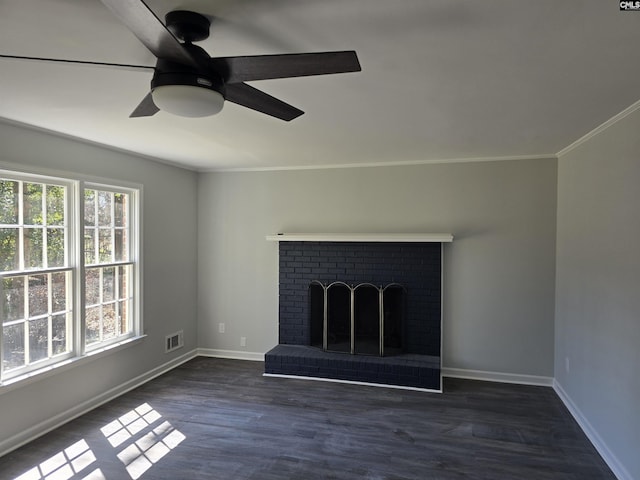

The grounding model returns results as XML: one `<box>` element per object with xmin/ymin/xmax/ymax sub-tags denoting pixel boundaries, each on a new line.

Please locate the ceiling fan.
<box><xmin>0</xmin><ymin>0</ymin><xmax>361</xmax><ymax>121</ymax></box>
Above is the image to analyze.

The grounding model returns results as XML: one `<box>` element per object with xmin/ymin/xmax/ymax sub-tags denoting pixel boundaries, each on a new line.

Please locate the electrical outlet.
<box><xmin>218</xmin><ymin>323</ymin><xmax>225</xmax><ymax>334</ymax></box>
<box><xmin>240</xmin><ymin>336</ymin><xmax>246</xmax><ymax>347</ymax></box>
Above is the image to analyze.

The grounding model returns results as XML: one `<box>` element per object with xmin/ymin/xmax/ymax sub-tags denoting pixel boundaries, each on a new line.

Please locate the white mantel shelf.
<box><xmin>266</xmin><ymin>233</ymin><xmax>453</xmax><ymax>243</ymax></box>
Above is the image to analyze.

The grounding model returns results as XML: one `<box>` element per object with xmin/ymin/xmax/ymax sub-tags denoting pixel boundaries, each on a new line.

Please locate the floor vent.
<box><xmin>165</xmin><ymin>330</ymin><xmax>184</xmax><ymax>353</ymax></box>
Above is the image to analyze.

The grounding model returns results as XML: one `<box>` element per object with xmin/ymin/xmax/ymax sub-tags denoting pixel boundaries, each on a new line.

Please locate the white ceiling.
<box><xmin>1</xmin><ymin>0</ymin><xmax>639</xmax><ymax>171</ymax></box>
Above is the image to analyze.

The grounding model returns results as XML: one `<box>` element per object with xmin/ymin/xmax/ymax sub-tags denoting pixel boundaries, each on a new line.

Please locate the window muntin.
<box><xmin>0</xmin><ymin>172</ymin><xmax>140</xmax><ymax>382</ymax></box>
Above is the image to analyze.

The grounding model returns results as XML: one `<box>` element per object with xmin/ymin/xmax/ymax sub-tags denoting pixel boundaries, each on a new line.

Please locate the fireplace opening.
<box><xmin>327</xmin><ymin>282</ymin><xmax>351</xmax><ymax>353</ymax></box>
<box><xmin>309</xmin><ymin>280</ymin><xmax>406</xmax><ymax>357</ymax></box>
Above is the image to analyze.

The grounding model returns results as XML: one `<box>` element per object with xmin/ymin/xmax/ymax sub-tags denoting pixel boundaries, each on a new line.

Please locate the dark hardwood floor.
<box><xmin>0</xmin><ymin>357</ymin><xmax>615</xmax><ymax>480</ymax></box>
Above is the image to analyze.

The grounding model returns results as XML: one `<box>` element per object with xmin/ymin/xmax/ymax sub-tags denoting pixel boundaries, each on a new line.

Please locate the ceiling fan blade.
<box><xmin>98</xmin><ymin>0</ymin><xmax>199</xmax><ymax>68</ymax></box>
<box><xmin>129</xmin><ymin>92</ymin><xmax>159</xmax><ymax>117</ymax></box>
<box><xmin>225</xmin><ymin>83</ymin><xmax>303</xmax><ymax>121</ymax></box>
<box><xmin>0</xmin><ymin>54</ymin><xmax>154</xmax><ymax>72</ymax></box>
<box><xmin>211</xmin><ymin>51</ymin><xmax>361</xmax><ymax>84</ymax></box>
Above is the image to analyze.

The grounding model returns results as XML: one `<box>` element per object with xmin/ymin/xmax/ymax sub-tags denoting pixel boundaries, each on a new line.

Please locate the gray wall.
<box><xmin>0</xmin><ymin>121</ymin><xmax>198</xmax><ymax>451</ymax></box>
<box><xmin>555</xmin><ymin>109</ymin><xmax>640</xmax><ymax>479</ymax></box>
<box><xmin>198</xmin><ymin>158</ymin><xmax>558</xmax><ymax>376</ymax></box>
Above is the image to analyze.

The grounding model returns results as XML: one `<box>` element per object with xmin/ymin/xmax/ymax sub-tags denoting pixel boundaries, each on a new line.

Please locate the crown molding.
<box><xmin>557</xmin><ymin>98</ymin><xmax>640</xmax><ymax>158</ymax></box>
<box><xmin>208</xmin><ymin>154</ymin><xmax>555</xmax><ymax>173</ymax></box>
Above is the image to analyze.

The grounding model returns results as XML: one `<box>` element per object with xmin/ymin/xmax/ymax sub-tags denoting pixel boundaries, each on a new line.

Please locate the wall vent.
<box><xmin>165</xmin><ymin>330</ymin><xmax>184</xmax><ymax>353</ymax></box>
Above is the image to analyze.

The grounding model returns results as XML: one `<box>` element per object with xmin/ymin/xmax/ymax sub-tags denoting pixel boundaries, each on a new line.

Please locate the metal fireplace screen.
<box><xmin>309</xmin><ymin>281</ymin><xmax>406</xmax><ymax>356</ymax></box>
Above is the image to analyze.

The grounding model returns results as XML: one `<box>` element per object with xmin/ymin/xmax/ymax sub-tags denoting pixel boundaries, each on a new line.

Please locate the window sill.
<box><xmin>0</xmin><ymin>335</ymin><xmax>147</xmax><ymax>396</ymax></box>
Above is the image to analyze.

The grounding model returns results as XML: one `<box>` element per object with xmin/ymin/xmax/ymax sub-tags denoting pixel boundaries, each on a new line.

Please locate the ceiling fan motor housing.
<box><xmin>151</xmin><ymin>62</ymin><xmax>224</xmax><ymax>96</ymax></box>
<box><xmin>151</xmin><ymin>40</ymin><xmax>225</xmax><ymax>95</ymax></box>
<box><xmin>151</xmin><ymin>55</ymin><xmax>225</xmax><ymax>117</ymax></box>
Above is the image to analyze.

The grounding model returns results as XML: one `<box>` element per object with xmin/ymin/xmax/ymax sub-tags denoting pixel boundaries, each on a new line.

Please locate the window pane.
<box><xmin>23</xmin><ymin>183</ymin><xmax>43</xmax><ymax>225</ymax></box>
<box><xmin>51</xmin><ymin>272</ymin><xmax>67</xmax><ymax>313</ymax></box>
<box><xmin>114</xmin><ymin>193</ymin><xmax>126</xmax><ymax>227</ymax></box>
<box><xmin>46</xmin><ymin>185</ymin><xmax>65</xmax><ymax>226</ymax></box>
<box><xmin>98</xmin><ymin>229</ymin><xmax>112</xmax><ymax>263</ymax></box>
<box><xmin>28</xmin><ymin>274</ymin><xmax>48</xmax><ymax>317</ymax></box>
<box><xmin>3</xmin><ymin>323</ymin><xmax>25</xmax><ymax>371</ymax></box>
<box><xmin>52</xmin><ymin>313</ymin><xmax>69</xmax><ymax>355</ymax></box>
<box><xmin>29</xmin><ymin>318</ymin><xmax>49</xmax><ymax>363</ymax></box>
<box><xmin>103</xmin><ymin>304</ymin><xmax>116</xmax><ymax>340</ymax></box>
<box><xmin>24</xmin><ymin>227</ymin><xmax>43</xmax><ymax>269</ymax></box>
<box><xmin>0</xmin><ymin>228</ymin><xmax>19</xmax><ymax>271</ymax></box>
<box><xmin>2</xmin><ymin>276</ymin><xmax>25</xmax><ymax>321</ymax></box>
<box><xmin>84</xmin><ymin>190</ymin><xmax>96</xmax><ymax>226</ymax></box>
<box><xmin>84</xmin><ymin>229</ymin><xmax>96</xmax><ymax>265</ymax></box>
<box><xmin>114</xmin><ymin>228</ymin><xmax>128</xmax><ymax>262</ymax></box>
<box><xmin>47</xmin><ymin>227</ymin><xmax>65</xmax><ymax>268</ymax></box>
<box><xmin>85</xmin><ymin>306</ymin><xmax>101</xmax><ymax>345</ymax></box>
<box><xmin>103</xmin><ymin>267</ymin><xmax>115</xmax><ymax>302</ymax></box>
<box><xmin>98</xmin><ymin>191</ymin><xmax>112</xmax><ymax>226</ymax></box>
<box><xmin>85</xmin><ymin>268</ymin><xmax>100</xmax><ymax>305</ymax></box>
<box><xmin>118</xmin><ymin>265</ymin><xmax>129</xmax><ymax>300</ymax></box>
<box><xmin>119</xmin><ymin>299</ymin><xmax>129</xmax><ymax>334</ymax></box>
<box><xmin>0</xmin><ymin>179</ymin><xmax>19</xmax><ymax>224</ymax></box>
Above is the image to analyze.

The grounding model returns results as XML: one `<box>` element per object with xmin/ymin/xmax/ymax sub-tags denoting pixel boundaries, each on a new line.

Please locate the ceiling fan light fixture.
<box><xmin>151</xmin><ymin>84</ymin><xmax>224</xmax><ymax>118</ymax></box>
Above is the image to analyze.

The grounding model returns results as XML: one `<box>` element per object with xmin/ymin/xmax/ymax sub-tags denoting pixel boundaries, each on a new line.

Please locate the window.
<box><xmin>1</xmin><ymin>171</ymin><xmax>140</xmax><ymax>383</ymax></box>
<box><xmin>83</xmin><ymin>188</ymin><xmax>134</xmax><ymax>349</ymax></box>
<box><xmin>1</xmin><ymin>177</ymin><xmax>73</xmax><ymax>373</ymax></box>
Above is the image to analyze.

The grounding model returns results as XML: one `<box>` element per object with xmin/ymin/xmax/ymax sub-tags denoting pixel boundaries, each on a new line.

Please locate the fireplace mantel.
<box><xmin>266</xmin><ymin>233</ymin><xmax>453</xmax><ymax>242</ymax></box>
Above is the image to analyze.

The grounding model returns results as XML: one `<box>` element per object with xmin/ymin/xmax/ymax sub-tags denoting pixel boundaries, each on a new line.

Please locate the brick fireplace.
<box><xmin>264</xmin><ymin>233</ymin><xmax>452</xmax><ymax>392</ymax></box>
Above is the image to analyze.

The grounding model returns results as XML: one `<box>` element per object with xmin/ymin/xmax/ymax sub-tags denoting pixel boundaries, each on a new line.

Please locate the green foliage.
<box><xmin>1</xmin><ymin>180</ymin><xmax>19</xmax><ymax>271</ymax></box>
<box><xmin>0</xmin><ymin>179</ymin><xmax>18</xmax><ymax>223</ymax></box>
<box><xmin>0</xmin><ymin>179</ymin><xmax>66</xmax><ymax>271</ymax></box>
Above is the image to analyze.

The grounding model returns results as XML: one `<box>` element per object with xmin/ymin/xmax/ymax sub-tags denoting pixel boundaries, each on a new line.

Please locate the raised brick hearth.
<box><xmin>264</xmin><ymin>238</ymin><xmax>445</xmax><ymax>391</ymax></box>
<box><xmin>266</xmin><ymin>345</ymin><xmax>440</xmax><ymax>389</ymax></box>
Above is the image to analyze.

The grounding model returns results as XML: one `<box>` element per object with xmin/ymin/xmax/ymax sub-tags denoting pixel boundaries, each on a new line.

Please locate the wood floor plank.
<box><xmin>0</xmin><ymin>357</ymin><xmax>615</xmax><ymax>479</ymax></box>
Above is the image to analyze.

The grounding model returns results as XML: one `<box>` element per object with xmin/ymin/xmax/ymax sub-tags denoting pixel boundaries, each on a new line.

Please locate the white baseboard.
<box><xmin>0</xmin><ymin>348</ymin><xmax>198</xmax><ymax>458</ymax></box>
<box><xmin>442</xmin><ymin>367</ymin><xmax>554</xmax><ymax>386</ymax></box>
<box><xmin>553</xmin><ymin>380</ymin><xmax>632</xmax><ymax>480</ymax></box>
<box><xmin>197</xmin><ymin>348</ymin><xmax>264</xmax><ymax>362</ymax></box>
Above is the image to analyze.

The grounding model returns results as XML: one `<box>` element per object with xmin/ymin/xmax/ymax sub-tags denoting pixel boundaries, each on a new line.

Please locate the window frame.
<box><xmin>0</xmin><ymin>167</ymin><xmax>143</xmax><ymax>385</ymax></box>
<box><xmin>80</xmin><ymin>181</ymin><xmax>141</xmax><ymax>353</ymax></box>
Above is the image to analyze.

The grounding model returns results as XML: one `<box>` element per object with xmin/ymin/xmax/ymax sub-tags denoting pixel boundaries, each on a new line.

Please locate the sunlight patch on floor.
<box><xmin>12</xmin><ymin>403</ymin><xmax>184</xmax><ymax>480</ymax></box>
<box><xmin>12</xmin><ymin>439</ymin><xmax>104</xmax><ymax>480</ymax></box>
<box><xmin>101</xmin><ymin>403</ymin><xmax>185</xmax><ymax>480</ymax></box>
